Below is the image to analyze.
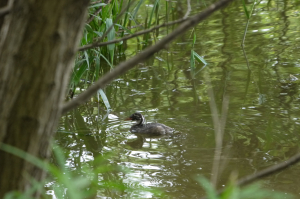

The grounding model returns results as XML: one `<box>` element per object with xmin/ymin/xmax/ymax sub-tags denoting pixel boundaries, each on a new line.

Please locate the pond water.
<box><xmin>54</xmin><ymin>0</ymin><xmax>300</xmax><ymax>198</ymax></box>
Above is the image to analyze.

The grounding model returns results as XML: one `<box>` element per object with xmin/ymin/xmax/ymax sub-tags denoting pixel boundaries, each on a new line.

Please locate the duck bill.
<box><xmin>124</xmin><ymin>117</ymin><xmax>132</xmax><ymax>121</ymax></box>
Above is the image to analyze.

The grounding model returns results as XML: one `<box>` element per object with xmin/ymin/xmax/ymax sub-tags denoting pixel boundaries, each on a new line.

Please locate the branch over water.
<box><xmin>62</xmin><ymin>0</ymin><xmax>235</xmax><ymax>114</ymax></box>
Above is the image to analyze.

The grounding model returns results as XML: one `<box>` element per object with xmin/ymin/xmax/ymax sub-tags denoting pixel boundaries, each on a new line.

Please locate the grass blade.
<box><xmin>0</xmin><ymin>143</ymin><xmax>48</xmax><ymax>171</ymax></box>
<box><xmin>148</xmin><ymin>0</ymin><xmax>160</xmax><ymax>28</ymax></box>
<box><xmin>241</xmin><ymin>0</ymin><xmax>250</xmax><ymax>19</ymax></box>
<box><xmin>105</xmin><ymin>18</ymin><xmax>115</xmax><ymax>51</ymax></box>
<box><xmin>106</xmin><ymin>18</ymin><xmax>115</xmax><ymax>64</ymax></box>
<box><xmin>98</xmin><ymin>89</ymin><xmax>111</xmax><ymax>110</ymax></box>
<box><xmin>89</xmin><ymin>3</ymin><xmax>106</xmax><ymax>8</ymax></box>
<box><xmin>121</xmin><ymin>0</ymin><xmax>131</xmax><ymax>37</ymax></box>
<box><xmin>73</xmin><ymin>63</ymin><xmax>88</xmax><ymax>86</ymax></box>
<box><xmin>193</xmin><ymin>50</ymin><xmax>207</xmax><ymax>65</ymax></box>
<box><xmin>95</xmin><ymin>56</ymin><xmax>100</xmax><ymax>80</ymax></box>
<box><xmin>132</xmin><ymin>0</ymin><xmax>145</xmax><ymax>19</ymax></box>
<box><xmin>190</xmin><ymin>50</ymin><xmax>196</xmax><ymax>78</ymax></box>
<box><xmin>115</xmin><ymin>23</ymin><xmax>133</xmax><ymax>34</ymax></box>
<box><xmin>190</xmin><ymin>50</ymin><xmax>195</xmax><ymax>70</ymax></box>
<box><xmin>84</xmin><ymin>51</ymin><xmax>90</xmax><ymax>68</ymax></box>
<box><xmin>196</xmin><ymin>176</ymin><xmax>218</xmax><ymax>199</ymax></box>
<box><xmin>193</xmin><ymin>31</ymin><xmax>196</xmax><ymax>47</ymax></box>
<box><xmin>100</xmin><ymin>53</ymin><xmax>113</xmax><ymax>68</ymax></box>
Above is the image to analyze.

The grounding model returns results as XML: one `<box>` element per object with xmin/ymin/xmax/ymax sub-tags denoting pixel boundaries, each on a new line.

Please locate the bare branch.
<box><xmin>81</xmin><ymin>0</ymin><xmax>193</xmax><ymax>51</ymax></box>
<box><xmin>0</xmin><ymin>6</ymin><xmax>10</xmax><ymax>16</ymax></box>
<box><xmin>237</xmin><ymin>152</ymin><xmax>300</xmax><ymax>187</ymax></box>
<box><xmin>200</xmin><ymin>153</ymin><xmax>300</xmax><ymax>199</ymax></box>
<box><xmin>184</xmin><ymin>0</ymin><xmax>191</xmax><ymax>19</ymax></box>
<box><xmin>85</xmin><ymin>1</ymin><xmax>134</xmax><ymax>49</ymax></box>
<box><xmin>86</xmin><ymin>7</ymin><xmax>103</xmax><ymax>24</ymax></box>
<box><xmin>90</xmin><ymin>0</ymin><xmax>103</xmax><ymax>5</ymax></box>
<box><xmin>78</xmin><ymin>17</ymin><xmax>188</xmax><ymax>51</ymax></box>
<box><xmin>86</xmin><ymin>0</ymin><xmax>111</xmax><ymax>24</ymax></box>
<box><xmin>62</xmin><ymin>0</ymin><xmax>235</xmax><ymax>114</ymax></box>
<box><xmin>0</xmin><ymin>0</ymin><xmax>13</xmax><ymax>17</ymax></box>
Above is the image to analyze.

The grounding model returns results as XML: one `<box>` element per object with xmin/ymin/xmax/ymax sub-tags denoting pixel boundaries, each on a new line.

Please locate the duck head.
<box><xmin>125</xmin><ymin>112</ymin><xmax>145</xmax><ymax>125</ymax></box>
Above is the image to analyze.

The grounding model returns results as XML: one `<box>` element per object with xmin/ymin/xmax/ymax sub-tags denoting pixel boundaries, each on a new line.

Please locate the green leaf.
<box><xmin>85</xmin><ymin>23</ymin><xmax>93</xmax><ymax>34</ymax></box>
<box><xmin>89</xmin><ymin>3</ymin><xmax>106</xmax><ymax>8</ymax></box>
<box><xmin>190</xmin><ymin>51</ymin><xmax>196</xmax><ymax>78</ymax></box>
<box><xmin>193</xmin><ymin>50</ymin><xmax>207</xmax><ymax>65</ymax></box>
<box><xmin>196</xmin><ymin>176</ymin><xmax>219</xmax><ymax>199</ymax></box>
<box><xmin>241</xmin><ymin>0</ymin><xmax>250</xmax><ymax>19</ymax></box>
<box><xmin>100</xmin><ymin>53</ymin><xmax>113</xmax><ymax>68</ymax></box>
<box><xmin>98</xmin><ymin>89</ymin><xmax>111</xmax><ymax>110</ymax></box>
<box><xmin>249</xmin><ymin>0</ymin><xmax>256</xmax><ymax>17</ymax></box>
<box><xmin>94</xmin><ymin>56</ymin><xmax>100</xmax><ymax>80</ymax></box>
<box><xmin>93</xmin><ymin>31</ymin><xmax>103</xmax><ymax>37</ymax></box>
<box><xmin>72</xmin><ymin>63</ymin><xmax>88</xmax><ymax>87</ymax></box>
<box><xmin>84</xmin><ymin>51</ymin><xmax>90</xmax><ymax>68</ymax></box>
<box><xmin>0</xmin><ymin>143</ymin><xmax>48</xmax><ymax>171</ymax></box>
<box><xmin>239</xmin><ymin>183</ymin><xmax>294</xmax><ymax>199</ymax></box>
<box><xmin>148</xmin><ymin>0</ymin><xmax>160</xmax><ymax>28</ymax></box>
<box><xmin>190</xmin><ymin>50</ymin><xmax>195</xmax><ymax>70</ymax></box>
<box><xmin>106</xmin><ymin>18</ymin><xmax>115</xmax><ymax>51</ymax></box>
<box><xmin>115</xmin><ymin>23</ymin><xmax>133</xmax><ymax>34</ymax></box>
<box><xmin>132</xmin><ymin>0</ymin><xmax>145</xmax><ymax>19</ymax></box>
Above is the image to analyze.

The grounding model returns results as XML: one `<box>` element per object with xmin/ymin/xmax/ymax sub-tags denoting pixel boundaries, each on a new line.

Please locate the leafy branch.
<box><xmin>62</xmin><ymin>0</ymin><xmax>235</xmax><ymax>114</ymax></box>
<box><xmin>78</xmin><ymin>17</ymin><xmax>188</xmax><ymax>51</ymax></box>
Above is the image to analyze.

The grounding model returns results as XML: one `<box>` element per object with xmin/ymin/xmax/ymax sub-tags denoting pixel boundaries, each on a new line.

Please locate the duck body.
<box><xmin>125</xmin><ymin>112</ymin><xmax>173</xmax><ymax>136</ymax></box>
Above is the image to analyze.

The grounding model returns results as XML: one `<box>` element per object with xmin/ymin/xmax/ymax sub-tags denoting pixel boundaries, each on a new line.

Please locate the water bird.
<box><xmin>125</xmin><ymin>112</ymin><xmax>173</xmax><ymax>135</ymax></box>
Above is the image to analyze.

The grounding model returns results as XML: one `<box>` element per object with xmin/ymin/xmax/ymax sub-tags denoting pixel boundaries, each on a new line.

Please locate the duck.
<box><xmin>125</xmin><ymin>112</ymin><xmax>173</xmax><ymax>135</ymax></box>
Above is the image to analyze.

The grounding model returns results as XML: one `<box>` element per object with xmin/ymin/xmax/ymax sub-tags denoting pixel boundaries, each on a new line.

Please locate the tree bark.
<box><xmin>0</xmin><ymin>0</ymin><xmax>89</xmax><ymax>197</ymax></box>
<box><xmin>0</xmin><ymin>0</ymin><xmax>9</xmax><ymax>27</ymax></box>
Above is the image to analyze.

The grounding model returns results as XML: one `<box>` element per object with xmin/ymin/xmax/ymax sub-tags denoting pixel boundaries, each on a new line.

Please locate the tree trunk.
<box><xmin>0</xmin><ymin>0</ymin><xmax>89</xmax><ymax>197</ymax></box>
<box><xmin>0</xmin><ymin>0</ymin><xmax>9</xmax><ymax>28</ymax></box>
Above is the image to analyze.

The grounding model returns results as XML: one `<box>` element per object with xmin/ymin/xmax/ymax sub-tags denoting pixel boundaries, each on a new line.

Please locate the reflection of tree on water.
<box><xmin>74</xmin><ymin>108</ymin><xmax>105</xmax><ymax>155</ymax></box>
<box><xmin>57</xmin><ymin>109</ymin><xmax>137</xmax><ymax>198</ymax></box>
<box><xmin>55</xmin><ymin>109</ymin><xmax>106</xmax><ymax>160</ymax></box>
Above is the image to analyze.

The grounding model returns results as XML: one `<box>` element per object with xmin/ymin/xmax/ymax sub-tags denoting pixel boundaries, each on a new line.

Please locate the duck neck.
<box><xmin>136</xmin><ymin>115</ymin><xmax>145</xmax><ymax>126</ymax></box>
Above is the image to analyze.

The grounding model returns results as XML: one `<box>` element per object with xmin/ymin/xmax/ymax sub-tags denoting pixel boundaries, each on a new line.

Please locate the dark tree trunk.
<box><xmin>0</xmin><ymin>0</ymin><xmax>9</xmax><ymax>28</ymax></box>
<box><xmin>0</xmin><ymin>0</ymin><xmax>89</xmax><ymax>197</ymax></box>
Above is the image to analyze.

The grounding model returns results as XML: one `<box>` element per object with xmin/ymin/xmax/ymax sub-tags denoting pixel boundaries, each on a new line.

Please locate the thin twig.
<box><xmin>0</xmin><ymin>0</ymin><xmax>13</xmax><ymax>17</ymax></box>
<box><xmin>237</xmin><ymin>152</ymin><xmax>300</xmax><ymax>187</ymax></box>
<box><xmin>86</xmin><ymin>7</ymin><xmax>103</xmax><ymax>24</ymax></box>
<box><xmin>0</xmin><ymin>6</ymin><xmax>10</xmax><ymax>16</ymax></box>
<box><xmin>205</xmin><ymin>72</ymin><xmax>229</xmax><ymax>188</ymax></box>
<box><xmin>90</xmin><ymin>0</ymin><xmax>103</xmax><ymax>5</ymax></box>
<box><xmin>86</xmin><ymin>1</ymin><xmax>133</xmax><ymax>50</ymax></box>
<box><xmin>82</xmin><ymin>0</ymin><xmax>193</xmax><ymax>51</ymax></box>
<box><xmin>62</xmin><ymin>0</ymin><xmax>235</xmax><ymax>114</ymax></box>
<box><xmin>184</xmin><ymin>0</ymin><xmax>191</xmax><ymax>19</ymax></box>
<box><xmin>78</xmin><ymin>17</ymin><xmax>188</xmax><ymax>51</ymax></box>
<box><xmin>86</xmin><ymin>0</ymin><xmax>111</xmax><ymax>24</ymax></box>
<box><xmin>200</xmin><ymin>153</ymin><xmax>300</xmax><ymax>199</ymax></box>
